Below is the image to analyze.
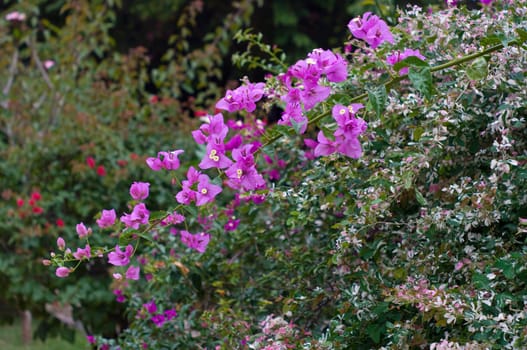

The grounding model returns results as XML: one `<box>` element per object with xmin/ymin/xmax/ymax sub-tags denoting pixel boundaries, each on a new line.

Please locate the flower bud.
<box><xmin>55</xmin><ymin>267</ymin><xmax>70</xmax><ymax>278</ymax></box>
<box><xmin>57</xmin><ymin>237</ymin><xmax>66</xmax><ymax>251</ymax></box>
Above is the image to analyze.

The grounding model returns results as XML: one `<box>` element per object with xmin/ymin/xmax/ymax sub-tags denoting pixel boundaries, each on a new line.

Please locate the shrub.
<box><xmin>39</xmin><ymin>0</ymin><xmax>527</xmax><ymax>349</ymax></box>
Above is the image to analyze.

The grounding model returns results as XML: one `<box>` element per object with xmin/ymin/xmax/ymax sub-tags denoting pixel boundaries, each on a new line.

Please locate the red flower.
<box><xmin>117</xmin><ymin>159</ymin><xmax>128</xmax><ymax>167</ymax></box>
<box><xmin>194</xmin><ymin>109</ymin><xmax>208</xmax><ymax>117</ymax></box>
<box><xmin>130</xmin><ymin>153</ymin><xmax>139</xmax><ymax>161</ymax></box>
<box><xmin>30</xmin><ymin>191</ymin><xmax>41</xmax><ymax>201</ymax></box>
<box><xmin>86</xmin><ymin>157</ymin><xmax>96</xmax><ymax>169</ymax></box>
<box><xmin>149</xmin><ymin>95</ymin><xmax>159</xmax><ymax>104</ymax></box>
<box><xmin>28</xmin><ymin>199</ymin><xmax>36</xmax><ymax>206</ymax></box>
<box><xmin>16</xmin><ymin>198</ymin><xmax>24</xmax><ymax>207</ymax></box>
<box><xmin>96</xmin><ymin>165</ymin><xmax>106</xmax><ymax>176</ymax></box>
<box><xmin>56</xmin><ymin>218</ymin><xmax>65</xmax><ymax>227</ymax></box>
<box><xmin>32</xmin><ymin>206</ymin><xmax>44</xmax><ymax>215</ymax></box>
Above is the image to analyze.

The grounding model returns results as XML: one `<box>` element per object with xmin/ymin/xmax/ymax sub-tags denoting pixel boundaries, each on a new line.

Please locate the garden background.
<box><xmin>1</xmin><ymin>0</ymin><xmax>526</xmax><ymax>349</ymax></box>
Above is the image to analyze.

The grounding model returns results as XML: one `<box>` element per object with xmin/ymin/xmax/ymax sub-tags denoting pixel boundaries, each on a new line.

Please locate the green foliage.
<box><xmin>4</xmin><ymin>0</ymin><xmax>527</xmax><ymax>349</ymax></box>
<box><xmin>0</xmin><ymin>321</ymin><xmax>88</xmax><ymax>350</ymax></box>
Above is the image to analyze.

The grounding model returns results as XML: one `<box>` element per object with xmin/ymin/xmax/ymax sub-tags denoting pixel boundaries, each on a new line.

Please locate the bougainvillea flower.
<box><xmin>76</xmin><ymin>222</ymin><xmax>92</xmax><ymax>238</ymax></box>
<box><xmin>225</xmin><ymin>163</ymin><xmax>266</xmax><ymax>192</ymax></box>
<box><xmin>108</xmin><ymin>245</ymin><xmax>134</xmax><ymax>266</ymax></box>
<box><xmin>73</xmin><ymin>244</ymin><xmax>91</xmax><ymax>260</ymax></box>
<box><xmin>146</xmin><ymin>150</ymin><xmax>184</xmax><ymax>171</ymax></box>
<box><xmin>151</xmin><ymin>314</ymin><xmax>166</xmax><ymax>328</ymax></box>
<box><xmin>332</xmin><ymin>104</ymin><xmax>367</xmax><ymax>139</ymax></box>
<box><xmin>96</xmin><ymin>209</ymin><xmax>116</xmax><ymax>228</ymax></box>
<box><xmin>278</xmin><ymin>103</ymin><xmax>308</xmax><ymax>134</ymax></box>
<box><xmin>348</xmin><ymin>12</ymin><xmax>394</xmax><ymax>49</ymax></box>
<box><xmin>164</xmin><ymin>309</ymin><xmax>178</xmax><ymax>320</ymax></box>
<box><xmin>55</xmin><ymin>267</ymin><xmax>70</xmax><ymax>278</ymax></box>
<box><xmin>125</xmin><ymin>265</ymin><xmax>140</xmax><ymax>280</ymax></box>
<box><xmin>175</xmin><ymin>185</ymin><xmax>197</xmax><ymax>205</ymax></box>
<box><xmin>179</xmin><ymin>231</ymin><xmax>211</xmax><ymax>253</ymax></box>
<box><xmin>216</xmin><ymin>82</ymin><xmax>266</xmax><ymax>113</ymax></box>
<box><xmin>386</xmin><ymin>48</ymin><xmax>426</xmax><ymax>75</ymax></box>
<box><xmin>120</xmin><ymin>203</ymin><xmax>149</xmax><ymax>229</ymax></box>
<box><xmin>307</xmin><ymin>49</ymin><xmax>348</xmax><ymax>82</ymax></box>
<box><xmin>129</xmin><ymin>182</ymin><xmax>150</xmax><ymax>200</ymax></box>
<box><xmin>144</xmin><ymin>300</ymin><xmax>157</xmax><ymax>314</ymax></box>
<box><xmin>224</xmin><ymin>218</ymin><xmax>240</xmax><ymax>231</ymax></box>
<box><xmin>288</xmin><ymin>58</ymin><xmax>322</xmax><ymax>85</ymax></box>
<box><xmin>336</xmin><ymin>135</ymin><xmax>364</xmax><ymax>159</ymax></box>
<box><xmin>199</xmin><ymin>145</ymin><xmax>233</xmax><ymax>169</ymax></box>
<box><xmin>196</xmin><ymin>175</ymin><xmax>222</xmax><ymax>206</ymax></box>
<box><xmin>57</xmin><ymin>237</ymin><xmax>66</xmax><ymax>251</ymax></box>
<box><xmin>314</xmin><ymin>131</ymin><xmax>337</xmax><ymax>157</ymax></box>
<box><xmin>159</xmin><ymin>150</ymin><xmax>184</xmax><ymax>170</ymax></box>
<box><xmin>300</xmin><ymin>84</ymin><xmax>331</xmax><ymax>111</ymax></box>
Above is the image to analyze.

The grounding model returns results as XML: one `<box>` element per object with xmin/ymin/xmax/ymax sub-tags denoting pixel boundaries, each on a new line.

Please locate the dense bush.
<box><xmin>5</xmin><ymin>0</ymin><xmax>527</xmax><ymax>349</ymax></box>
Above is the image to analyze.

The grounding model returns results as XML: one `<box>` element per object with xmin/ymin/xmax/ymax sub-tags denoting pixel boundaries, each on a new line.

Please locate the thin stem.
<box><xmin>30</xmin><ymin>35</ymin><xmax>53</xmax><ymax>90</ymax></box>
<box><xmin>2</xmin><ymin>49</ymin><xmax>19</xmax><ymax>97</ymax></box>
<box><xmin>430</xmin><ymin>42</ymin><xmax>506</xmax><ymax>73</ymax></box>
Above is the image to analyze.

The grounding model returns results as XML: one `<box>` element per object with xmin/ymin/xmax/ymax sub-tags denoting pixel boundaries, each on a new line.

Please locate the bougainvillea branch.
<box><xmin>262</xmin><ymin>38</ymin><xmax>524</xmax><ymax>150</ymax></box>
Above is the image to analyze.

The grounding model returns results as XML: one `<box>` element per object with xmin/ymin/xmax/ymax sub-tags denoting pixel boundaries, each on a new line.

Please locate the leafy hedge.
<box><xmin>5</xmin><ymin>0</ymin><xmax>527</xmax><ymax>349</ymax></box>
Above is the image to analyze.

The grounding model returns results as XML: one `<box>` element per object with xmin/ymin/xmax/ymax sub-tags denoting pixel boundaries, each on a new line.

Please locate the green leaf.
<box><xmin>413</xmin><ymin>126</ymin><xmax>424</xmax><ymax>141</ymax></box>
<box><xmin>481</xmin><ymin>34</ymin><xmax>504</xmax><ymax>47</ymax></box>
<box><xmin>367</xmin><ymin>323</ymin><xmax>383</xmax><ymax>343</ymax></box>
<box><xmin>516</xmin><ymin>28</ymin><xmax>527</xmax><ymax>44</ymax></box>
<box><xmin>393</xmin><ymin>56</ymin><xmax>429</xmax><ymax>72</ymax></box>
<box><xmin>408</xmin><ymin>67</ymin><xmax>433</xmax><ymax>99</ymax></box>
<box><xmin>466</xmin><ymin>57</ymin><xmax>488</xmax><ymax>81</ymax></box>
<box><xmin>472</xmin><ymin>272</ymin><xmax>490</xmax><ymax>289</ymax></box>
<box><xmin>415</xmin><ymin>189</ymin><xmax>428</xmax><ymax>206</ymax></box>
<box><xmin>149</xmin><ymin>210</ymin><xmax>169</xmax><ymax>221</ymax></box>
<box><xmin>272</xmin><ymin>124</ymin><xmax>294</xmax><ymax>138</ymax></box>
<box><xmin>368</xmin><ymin>85</ymin><xmax>387</xmax><ymax>118</ymax></box>
<box><xmin>494</xmin><ymin>259</ymin><xmax>515</xmax><ymax>279</ymax></box>
<box><xmin>290</xmin><ymin>118</ymin><xmax>306</xmax><ymax>135</ymax></box>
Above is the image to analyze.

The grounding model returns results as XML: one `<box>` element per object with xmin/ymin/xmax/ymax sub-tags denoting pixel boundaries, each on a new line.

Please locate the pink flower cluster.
<box><xmin>386</xmin><ymin>48</ymin><xmax>426</xmax><ymax>75</ymax></box>
<box><xmin>130</xmin><ymin>182</ymin><xmax>150</xmax><ymax>200</ymax></box>
<box><xmin>146</xmin><ymin>150</ymin><xmax>184</xmax><ymax>171</ymax></box>
<box><xmin>277</xmin><ymin>48</ymin><xmax>348</xmax><ymax>134</ymax></box>
<box><xmin>192</xmin><ymin>113</ymin><xmax>266</xmax><ymax>192</ymax></box>
<box><xmin>348</xmin><ymin>12</ymin><xmax>394</xmax><ymax>49</ymax></box>
<box><xmin>175</xmin><ymin>166</ymin><xmax>222</xmax><ymax>206</ymax></box>
<box><xmin>178</xmin><ymin>230</ymin><xmax>210</xmax><ymax>253</ymax></box>
<box><xmin>393</xmin><ymin>277</ymin><xmax>465</xmax><ymax>317</ymax></box>
<box><xmin>139</xmin><ymin>300</ymin><xmax>178</xmax><ymax>328</ymax></box>
<box><xmin>216</xmin><ymin>81</ymin><xmax>266</xmax><ymax>113</ymax></box>
<box><xmin>305</xmin><ymin>104</ymin><xmax>368</xmax><ymax>159</ymax></box>
<box><xmin>120</xmin><ymin>203</ymin><xmax>149</xmax><ymax>229</ymax></box>
<box><xmin>5</xmin><ymin>11</ymin><xmax>26</xmax><ymax>22</ymax></box>
<box><xmin>108</xmin><ymin>244</ymin><xmax>133</xmax><ymax>266</ymax></box>
<box><xmin>76</xmin><ymin>222</ymin><xmax>92</xmax><ymax>238</ymax></box>
<box><xmin>96</xmin><ymin>209</ymin><xmax>116</xmax><ymax>228</ymax></box>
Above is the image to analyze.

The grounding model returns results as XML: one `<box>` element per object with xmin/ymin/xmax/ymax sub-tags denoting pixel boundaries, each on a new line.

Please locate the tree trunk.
<box><xmin>21</xmin><ymin>310</ymin><xmax>32</xmax><ymax>345</ymax></box>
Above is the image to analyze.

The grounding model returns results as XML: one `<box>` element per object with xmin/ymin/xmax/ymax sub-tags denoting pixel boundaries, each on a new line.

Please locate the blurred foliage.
<box><xmin>0</xmin><ymin>0</ymin><xmax>251</xmax><ymax>342</ymax></box>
